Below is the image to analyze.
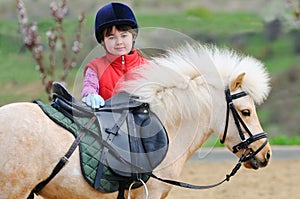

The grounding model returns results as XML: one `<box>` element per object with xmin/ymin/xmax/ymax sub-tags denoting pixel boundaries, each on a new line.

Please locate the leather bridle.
<box><xmin>150</xmin><ymin>87</ymin><xmax>270</xmax><ymax>190</ymax></box>
<box><xmin>220</xmin><ymin>88</ymin><xmax>268</xmax><ymax>163</ymax></box>
<box><xmin>28</xmin><ymin>85</ymin><xmax>271</xmax><ymax>199</ymax></box>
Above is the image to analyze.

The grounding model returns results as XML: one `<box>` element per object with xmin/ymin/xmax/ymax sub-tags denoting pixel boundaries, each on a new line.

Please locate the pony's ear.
<box><xmin>230</xmin><ymin>72</ymin><xmax>246</xmax><ymax>91</ymax></box>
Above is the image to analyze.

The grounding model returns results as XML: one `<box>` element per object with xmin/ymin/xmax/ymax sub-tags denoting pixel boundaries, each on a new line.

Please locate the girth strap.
<box><xmin>127</xmin><ymin>111</ymin><xmax>143</xmax><ymax>180</ymax></box>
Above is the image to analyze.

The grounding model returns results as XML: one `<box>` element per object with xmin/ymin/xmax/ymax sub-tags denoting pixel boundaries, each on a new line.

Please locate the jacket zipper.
<box><xmin>121</xmin><ymin>55</ymin><xmax>125</xmax><ymax>72</ymax></box>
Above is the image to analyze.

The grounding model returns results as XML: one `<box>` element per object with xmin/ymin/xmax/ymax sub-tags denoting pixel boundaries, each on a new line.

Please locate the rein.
<box><xmin>28</xmin><ymin>87</ymin><xmax>269</xmax><ymax>198</ymax></box>
<box><xmin>150</xmin><ymin>87</ymin><xmax>269</xmax><ymax>190</ymax></box>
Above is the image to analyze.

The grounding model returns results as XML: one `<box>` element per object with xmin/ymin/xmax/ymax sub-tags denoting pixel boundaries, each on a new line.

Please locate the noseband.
<box><xmin>220</xmin><ymin>88</ymin><xmax>268</xmax><ymax>162</ymax></box>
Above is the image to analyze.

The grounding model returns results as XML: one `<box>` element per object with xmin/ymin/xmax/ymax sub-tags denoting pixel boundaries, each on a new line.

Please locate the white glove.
<box><xmin>82</xmin><ymin>93</ymin><xmax>105</xmax><ymax>108</ymax></box>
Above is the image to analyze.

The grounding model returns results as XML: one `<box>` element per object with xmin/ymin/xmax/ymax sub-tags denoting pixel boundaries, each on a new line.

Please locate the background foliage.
<box><xmin>0</xmin><ymin>0</ymin><xmax>299</xmax><ymax>145</ymax></box>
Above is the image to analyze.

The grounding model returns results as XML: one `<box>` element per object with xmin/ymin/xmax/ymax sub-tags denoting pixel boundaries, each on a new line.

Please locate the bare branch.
<box><xmin>16</xmin><ymin>0</ymin><xmax>85</xmax><ymax>98</ymax></box>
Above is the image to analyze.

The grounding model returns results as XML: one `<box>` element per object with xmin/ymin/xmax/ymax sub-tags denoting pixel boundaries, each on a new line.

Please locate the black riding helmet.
<box><xmin>94</xmin><ymin>2</ymin><xmax>138</xmax><ymax>44</ymax></box>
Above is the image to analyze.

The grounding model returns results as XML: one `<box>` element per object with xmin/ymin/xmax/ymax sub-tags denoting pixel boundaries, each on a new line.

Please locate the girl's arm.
<box><xmin>82</xmin><ymin>67</ymin><xmax>99</xmax><ymax>97</ymax></box>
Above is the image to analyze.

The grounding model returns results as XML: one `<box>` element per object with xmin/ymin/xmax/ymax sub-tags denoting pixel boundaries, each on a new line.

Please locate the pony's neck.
<box><xmin>149</xmin><ymin>82</ymin><xmax>216</xmax><ymax>161</ymax></box>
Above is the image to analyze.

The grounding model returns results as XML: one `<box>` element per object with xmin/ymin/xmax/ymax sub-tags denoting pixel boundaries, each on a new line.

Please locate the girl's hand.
<box><xmin>82</xmin><ymin>93</ymin><xmax>105</xmax><ymax>108</ymax></box>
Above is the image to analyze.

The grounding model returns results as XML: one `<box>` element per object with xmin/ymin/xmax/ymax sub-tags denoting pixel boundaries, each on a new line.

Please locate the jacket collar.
<box><xmin>105</xmin><ymin>49</ymin><xmax>139</xmax><ymax>69</ymax></box>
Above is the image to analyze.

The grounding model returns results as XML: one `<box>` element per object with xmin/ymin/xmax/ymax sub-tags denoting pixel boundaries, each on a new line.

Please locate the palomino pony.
<box><xmin>0</xmin><ymin>43</ymin><xmax>271</xmax><ymax>199</ymax></box>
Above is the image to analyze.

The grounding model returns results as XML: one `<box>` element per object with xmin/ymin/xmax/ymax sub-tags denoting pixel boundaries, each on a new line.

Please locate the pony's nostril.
<box><xmin>265</xmin><ymin>150</ymin><xmax>271</xmax><ymax>160</ymax></box>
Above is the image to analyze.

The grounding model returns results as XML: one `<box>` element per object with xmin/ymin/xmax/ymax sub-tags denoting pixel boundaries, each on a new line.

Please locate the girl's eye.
<box><xmin>121</xmin><ymin>33</ymin><xmax>128</xmax><ymax>38</ymax></box>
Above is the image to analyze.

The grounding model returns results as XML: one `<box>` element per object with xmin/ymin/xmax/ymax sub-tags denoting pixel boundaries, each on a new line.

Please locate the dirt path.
<box><xmin>168</xmin><ymin>159</ymin><xmax>300</xmax><ymax>199</ymax></box>
<box><xmin>35</xmin><ymin>159</ymin><xmax>299</xmax><ymax>198</ymax></box>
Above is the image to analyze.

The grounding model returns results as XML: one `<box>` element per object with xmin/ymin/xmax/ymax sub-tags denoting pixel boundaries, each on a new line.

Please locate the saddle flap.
<box><xmin>96</xmin><ymin>108</ymin><xmax>169</xmax><ymax>177</ymax></box>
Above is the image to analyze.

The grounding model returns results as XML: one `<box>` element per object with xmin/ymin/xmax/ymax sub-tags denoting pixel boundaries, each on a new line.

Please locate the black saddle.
<box><xmin>51</xmin><ymin>82</ymin><xmax>169</xmax><ymax>189</ymax></box>
<box><xmin>51</xmin><ymin>82</ymin><xmax>144</xmax><ymax>117</ymax></box>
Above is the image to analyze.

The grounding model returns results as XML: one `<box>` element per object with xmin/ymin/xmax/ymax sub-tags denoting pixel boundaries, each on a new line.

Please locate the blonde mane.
<box><xmin>120</xmin><ymin>43</ymin><xmax>271</xmax><ymax>124</ymax></box>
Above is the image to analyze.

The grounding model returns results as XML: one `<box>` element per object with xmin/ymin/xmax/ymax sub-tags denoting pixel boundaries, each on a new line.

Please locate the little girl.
<box><xmin>82</xmin><ymin>2</ymin><xmax>148</xmax><ymax>108</ymax></box>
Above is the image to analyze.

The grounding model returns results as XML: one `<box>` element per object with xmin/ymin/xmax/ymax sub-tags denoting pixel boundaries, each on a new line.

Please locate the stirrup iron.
<box><xmin>127</xmin><ymin>179</ymin><xmax>149</xmax><ymax>199</ymax></box>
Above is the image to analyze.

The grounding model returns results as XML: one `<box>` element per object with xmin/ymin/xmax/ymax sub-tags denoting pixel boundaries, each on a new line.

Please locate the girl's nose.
<box><xmin>116</xmin><ymin>36</ymin><xmax>123</xmax><ymax>45</ymax></box>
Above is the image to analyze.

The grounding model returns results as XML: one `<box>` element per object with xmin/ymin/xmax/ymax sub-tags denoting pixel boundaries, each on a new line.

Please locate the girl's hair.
<box><xmin>97</xmin><ymin>25</ymin><xmax>138</xmax><ymax>43</ymax></box>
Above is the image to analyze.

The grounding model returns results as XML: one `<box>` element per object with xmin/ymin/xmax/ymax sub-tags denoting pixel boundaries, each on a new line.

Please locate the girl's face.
<box><xmin>103</xmin><ymin>26</ymin><xmax>134</xmax><ymax>56</ymax></box>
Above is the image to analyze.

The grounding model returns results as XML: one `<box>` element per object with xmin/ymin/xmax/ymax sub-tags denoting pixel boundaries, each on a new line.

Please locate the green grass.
<box><xmin>202</xmin><ymin>134</ymin><xmax>300</xmax><ymax>147</ymax></box>
<box><xmin>0</xmin><ymin>52</ymin><xmax>39</xmax><ymax>82</ymax></box>
<box><xmin>1</xmin><ymin>9</ymin><xmax>299</xmax><ymax>145</ymax></box>
<box><xmin>270</xmin><ymin>135</ymin><xmax>300</xmax><ymax>145</ymax></box>
<box><xmin>234</xmin><ymin>33</ymin><xmax>300</xmax><ymax>73</ymax></box>
<box><xmin>137</xmin><ymin>11</ymin><xmax>299</xmax><ymax>75</ymax></box>
<box><xmin>137</xmin><ymin>10</ymin><xmax>262</xmax><ymax>36</ymax></box>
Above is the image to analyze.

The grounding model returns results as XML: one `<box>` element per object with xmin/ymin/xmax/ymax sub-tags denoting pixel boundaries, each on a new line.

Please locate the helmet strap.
<box><xmin>129</xmin><ymin>40</ymin><xmax>136</xmax><ymax>54</ymax></box>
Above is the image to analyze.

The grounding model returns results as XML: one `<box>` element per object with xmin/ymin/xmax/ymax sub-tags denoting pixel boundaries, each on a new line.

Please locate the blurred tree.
<box><xmin>263</xmin><ymin>18</ymin><xmax>282</xmax><ymax>41</ymax></box>
<box><xmin>16</xmin><ymin>0</ymin><xmax>85</xmax><ymax>98</ymax></box>
<box><xmin>287</xmin><ymin>0</ymin><xmax>300</xmax><ymax>25</ymax></box>
<box><xmin>287</xmin><ymin>0</ymin><xmax>300</xmax><ymax>54</ymax></box>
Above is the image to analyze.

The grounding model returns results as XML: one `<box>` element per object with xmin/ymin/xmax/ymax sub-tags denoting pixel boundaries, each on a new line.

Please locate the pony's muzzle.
<box><xmin>244</xmin><ymin>143</ymin><xmax>271</xmax><ymax>169</ymax></box>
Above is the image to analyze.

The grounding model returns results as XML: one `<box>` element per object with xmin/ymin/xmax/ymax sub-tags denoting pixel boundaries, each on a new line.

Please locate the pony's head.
<box><xmin>120</xmin><ymin>43</ymin><xmax>271</xmax><ymax>170</ymax></box>
<box><xmin>220</xmin><ymin>73</ymin><xmax>271</xmax><ymax>169</ymax></box>
<box><xmin>206</xmin><ymin>46</ymin><xmax>271</xmax><ymax>169</ymax></box>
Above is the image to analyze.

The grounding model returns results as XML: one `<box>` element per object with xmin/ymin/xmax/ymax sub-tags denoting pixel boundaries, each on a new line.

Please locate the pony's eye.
<box><xmin>241</xmin><ymin>109</ymin><xmax>251</xmax><ymax>116</ymax></box>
